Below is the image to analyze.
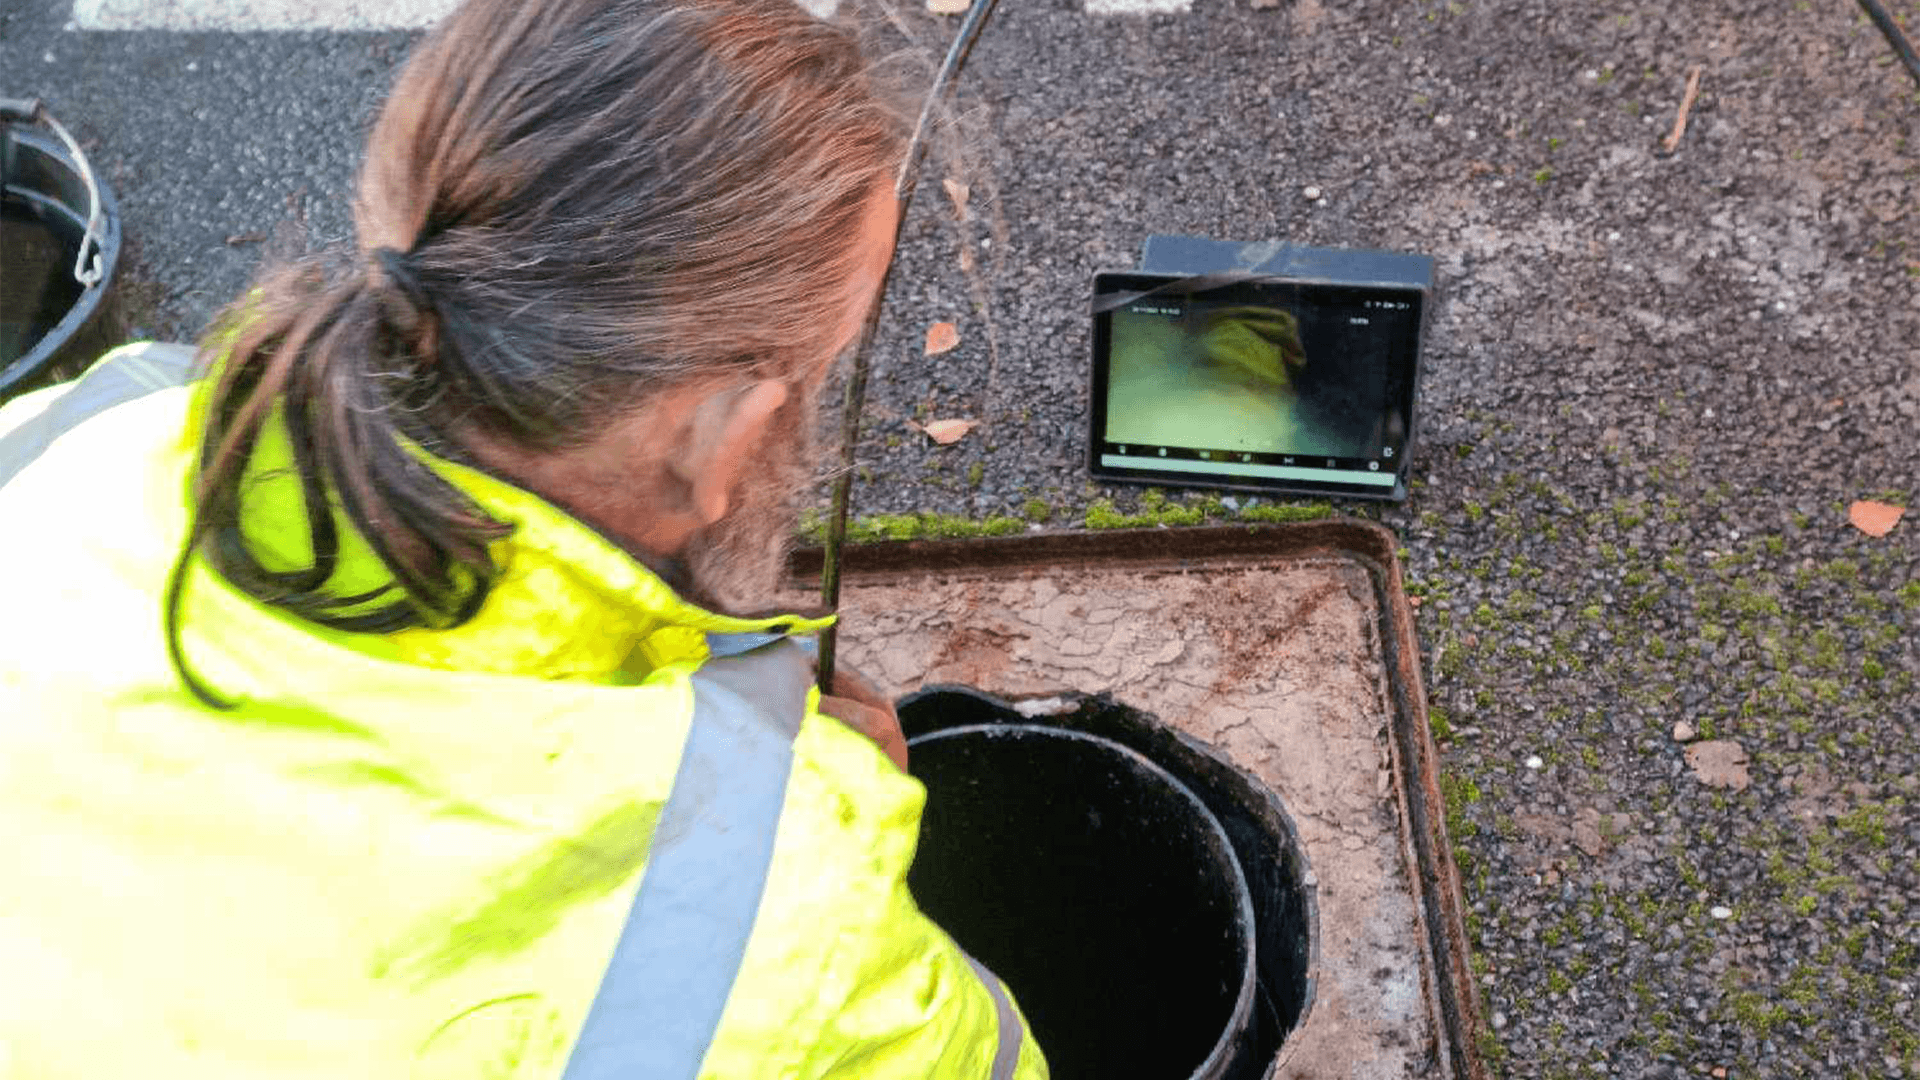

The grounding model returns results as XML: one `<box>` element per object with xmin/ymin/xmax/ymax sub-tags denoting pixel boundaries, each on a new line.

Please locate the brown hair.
<box><xmin>168</xmin><ymin>0</ymin><xmax>908</xmax><ymax>704</ymax></box>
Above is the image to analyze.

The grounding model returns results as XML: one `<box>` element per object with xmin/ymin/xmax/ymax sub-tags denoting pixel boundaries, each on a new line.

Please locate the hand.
<box><xmin>817</xmin><ymin>663</ymin><xmax>909</xmax><ymax>772</ymax></box>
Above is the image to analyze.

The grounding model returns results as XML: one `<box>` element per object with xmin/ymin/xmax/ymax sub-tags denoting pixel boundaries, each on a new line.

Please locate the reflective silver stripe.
<box><xmin>704</xmin><ymin>629</ymin><xmax>790</xmax><ymax>658</ymax></box>
<box><xmin>0</xmin><ymin>342</ymin><xmax>196</xmax><ymax>489</ymax></box>
<box><xmin>561</xmin><ymin>638</ymin><xmax>812</xmax><ymax>1080</ymax></box>
<box><xmin>707</xmin><ymin>630</ymin><xmax>819</xmax><ymax>661</ymax></box>
<box><xmin>963</xmin><ymin>952</ymin><xmax>1026</xmax><ymax>1080</ymax></box>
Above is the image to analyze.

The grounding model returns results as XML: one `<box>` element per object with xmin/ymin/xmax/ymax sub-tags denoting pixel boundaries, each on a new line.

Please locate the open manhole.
<box><xmin>787</xmin><ymin>521</ymin><xmax>1485</xmax><ymax>1080</ymax></box>
<box><xmin>900</xmin><ymin>688</ymin><xmax>1316</xmax><ymax>1080</ymax></box>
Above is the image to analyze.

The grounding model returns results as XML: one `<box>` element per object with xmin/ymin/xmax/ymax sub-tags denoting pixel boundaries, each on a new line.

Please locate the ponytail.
<box><xmin>165</xmin><ymin>255</ymin><xmax>508</xmax><ymax>708</ymax></box>
<box><xmin>163</xmin><ymin>0</ymin><xmax>913</xmax><ymax>706</ymax></box>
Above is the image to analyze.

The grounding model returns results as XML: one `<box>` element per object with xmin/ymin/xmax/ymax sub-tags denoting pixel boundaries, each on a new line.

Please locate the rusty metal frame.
<box><xmin>792</xmin><ymin>517</ymin><xmax>1487</xmax><ymax>1079</ymax></box>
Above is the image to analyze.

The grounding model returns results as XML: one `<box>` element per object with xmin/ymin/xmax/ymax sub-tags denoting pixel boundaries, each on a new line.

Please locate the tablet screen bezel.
<box><xmin>1087</xmin><ymin>271</ymin><xmax>1424</xmax><ymax>502</ymax></box>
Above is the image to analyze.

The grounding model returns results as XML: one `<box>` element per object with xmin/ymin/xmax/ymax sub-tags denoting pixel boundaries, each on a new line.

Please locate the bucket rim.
<box><xmin>909</xmin><ymin>720</ymin><xmax>1261</xmax><ymax>1080</ymax></box>
<box><xmin>1</xmin><ymin>118</ymin><xmax>122</xmax><ymax>397</ymax></box>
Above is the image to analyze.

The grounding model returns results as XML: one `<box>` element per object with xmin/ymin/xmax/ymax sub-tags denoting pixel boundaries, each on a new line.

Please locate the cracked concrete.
<box><xmin>789</xmin><ymin>550</ymin><xmax>1444</xmax><ymax>1078</ymax></box>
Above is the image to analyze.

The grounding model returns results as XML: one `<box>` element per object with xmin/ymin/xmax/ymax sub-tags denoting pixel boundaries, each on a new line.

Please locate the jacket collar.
<box><xmin>196</xmin><ymin>391</ymin><xmax>828</xmax><ymax>682</ymax></box>
<box><xmin>382</xmin><ymin>456</ymin><xmax>830</xmax><ymax>680</ymax></box>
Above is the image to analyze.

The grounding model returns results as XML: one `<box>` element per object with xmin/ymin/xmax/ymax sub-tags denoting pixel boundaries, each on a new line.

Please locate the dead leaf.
<box><xmin>920</xmin><ymin>418</ymin><xmax>976</xmax><ymax>445</ymax></box>
<box><xmin>1848</xmin><ymin>499</ymin><xmax>1905</xmax><ymax>538</ymax></box>
<box><xmin>924</xmin><ymin>321</ymin><xmax>960</xmax><ymax>356</ymax></box>
<box><xmin>1685</xmin><ymin>739</ymin><xmax>1750</xmax><ymax>791</ymax></box>
<box><xmin>925</xmin><ymin>0</ymin><xmax>968</xmax><ymax>12</ymax></box>
<box><xmin>223</xmin><ymin>232</ymin><xmax>267</xmax><ymax>247</ymax></box>
<box><xmin>1570</xmin><ymin>808</ymin><xmax>1606</xmax><ymax>858</ymax></box>
<box><xmin>958</xmin><ymin>246</ymin><xmax>976</xmax><ymax>274</ymax></box>
<box><xmin>942</xmin><ymin>177</ymin><xmax>970</xmax><ymax>218</ymax></box>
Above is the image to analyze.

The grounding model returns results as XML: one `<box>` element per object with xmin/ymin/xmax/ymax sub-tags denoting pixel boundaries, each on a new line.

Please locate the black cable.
<box><xmin>1857</xmin><ymin>0</ymin><xmax>1920</xmax><ymax>90</ymax></box>
<box><xmin>817</xmin><ymin>0</ymin><xmax>1003</xmax><ymax>691</ymax></box>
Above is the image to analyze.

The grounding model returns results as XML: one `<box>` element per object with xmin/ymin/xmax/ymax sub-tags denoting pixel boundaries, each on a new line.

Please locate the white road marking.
<box><xmin>72</xmin><ymin>0</ymin><xmax>840</xmax><ymax>29</ymax></box>
<box><xmin>71</xmin><ymin>0</ymin><xmax>461</xmax><ymax>30</ymax></box>
<box><xmin>68</xmin><ymin>0</ymin><xmax>1169</xmax><ymax>32</ymax></box>
<box><xmin>1083</xmin><ymin>0</ymin><xmax>1192</xmax><ymax>13</ymax></box>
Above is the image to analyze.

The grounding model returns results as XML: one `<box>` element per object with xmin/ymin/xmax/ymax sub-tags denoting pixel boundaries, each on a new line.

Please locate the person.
<box><xmin>0</xmin><ymin>0</ymin><xmax>1045</xmax><ymax>1076</ymax></box>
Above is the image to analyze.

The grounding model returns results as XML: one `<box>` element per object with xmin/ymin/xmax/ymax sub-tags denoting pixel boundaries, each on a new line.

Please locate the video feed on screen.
<box><xmin>1102</xmin><ymin>291</ymin><xmax>1408</xmax><ymax>462</ymax></box>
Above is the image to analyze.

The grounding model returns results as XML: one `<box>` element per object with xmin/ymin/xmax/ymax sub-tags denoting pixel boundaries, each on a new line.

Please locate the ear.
<box><xmin>670</xmin><ymin>379</ymin><xmax>790</xmax><ymax>526</ymax></box>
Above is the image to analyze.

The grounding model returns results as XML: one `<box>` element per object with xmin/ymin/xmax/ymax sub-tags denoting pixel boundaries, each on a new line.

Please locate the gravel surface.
<box><xmin>4</xmin><ymin>0</ymin><xmax>1918</xmax><ymax>1075</ymax></box>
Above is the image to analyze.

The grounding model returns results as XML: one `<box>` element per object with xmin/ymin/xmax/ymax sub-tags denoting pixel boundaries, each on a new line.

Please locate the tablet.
<box><xmin>1089</xmin><ymin>271</ymin><xmax>1424</xmax><ymax>501</ymax></box>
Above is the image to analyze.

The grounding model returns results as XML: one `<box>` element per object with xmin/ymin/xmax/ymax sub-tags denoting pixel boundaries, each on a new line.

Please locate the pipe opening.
<box><xmin>900</xmin><ymin>686</ymin><xmax>1318</xmax><ymax>1080</ymax></box>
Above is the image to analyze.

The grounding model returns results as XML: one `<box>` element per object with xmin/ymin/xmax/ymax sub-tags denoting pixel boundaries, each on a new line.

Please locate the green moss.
<box><xmin>807</xmin><ymin>511</ymin><xmax>1027</xmax><ymax>543</ymax></box>
<box><xmin>1838</xmin><ymin>801</ymin><xmax>1891</xmax><ymax>847</ymax></box>
<box><xmin>1809</xmin><ymin>628</ymin><xmax>1844</xmax><ymax>671</ymax></box>
<box><xmin>1440</xmin><ymin>771</ymin><xmax>1481</xmax><ymax>841</ymax></box>
<box><xmin>966</xmin><ymin>462</ymin><xmax>985</xmax><ymax>488</ymax></box>
<box><xmin>1235</xmin><ymin>501</ymin><xmax>1333</xmax><ymax>524</ymax></box>
<box><xmin>1474</xmin><ymin>1027</ymin><xmax>1507</xmax><ymax>1067</ymax></box>
<box><xmin>1019</xmin><ymin>497</ymin><xmax>1052</xmax><ymax>524</ymax></box>
<box><xmin>1084</xmin><ymin>498</ymin><xmax>1205</xmax><ymax>529</ymax></box>
<box><xmin>1724</xmin><ymin>989</ymin><xmax>1788</xmax><ymax>1040</ymax></box>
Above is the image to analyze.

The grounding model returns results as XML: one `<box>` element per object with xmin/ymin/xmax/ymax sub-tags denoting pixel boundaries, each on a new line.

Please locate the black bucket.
<box><xmin>901</xmin><ymin>688</ymin><xmax>1317</xmax><ymax>1080</ymax></box>
<box><xmin>907</xmin><ymin>722</ymin><xmax>1256</xmax><ymax>1080</ymax></box>
<box><xmin>1</xmin><ymin>98</ymin><xmax>122</xmax><ymax>400</ymax></box>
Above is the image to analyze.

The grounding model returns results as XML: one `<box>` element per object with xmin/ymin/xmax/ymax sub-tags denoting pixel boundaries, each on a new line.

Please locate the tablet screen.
<box><xmin>1090</xmin><ymin>273</ymin><xmax>1423</xmax><ymax>500</ymax></box>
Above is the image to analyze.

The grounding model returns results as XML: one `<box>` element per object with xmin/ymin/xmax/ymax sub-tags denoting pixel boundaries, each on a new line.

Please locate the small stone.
<box><xmin>186</xmin><ymin>61</ymin><xmax>199</xmax><ymax>72</ymax></box>
<box><xmin>43</xmin><ymin>51</ymin><xmax>56</xmax><ymax>63</ymax></box>
<box><xmin>1524</xmin><ymin>755</ymin><xmax>1544</xmax><ymax>770</ymax></box>
<box><xmin>1672</xmin><ymin>720</ymin><xmax>1698</xmax><ymax>743</ymax></box>
<box><xmin>1490</xmin><ymin>1011</ymin><xmax>1508</xmax><ymax>1031</ymax></box>
<box><xmin>1711</xmin><ymin>906</ymin><xmax>1733</xmax><ymax>920</ymax></box>
<box><xmin>1301</xmin><ymin>185</ymin><xmax>1322</xmax><ymax>201</ymax></box>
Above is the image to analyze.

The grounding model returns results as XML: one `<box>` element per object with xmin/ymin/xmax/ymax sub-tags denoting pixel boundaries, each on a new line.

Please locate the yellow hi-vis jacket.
<box><xmin>0</xmin><ymin>343</ymin><xmax>1046</xmax><ymax>1080</ymax></box>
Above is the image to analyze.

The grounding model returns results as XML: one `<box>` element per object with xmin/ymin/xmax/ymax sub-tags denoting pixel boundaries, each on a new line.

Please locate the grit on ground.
<box><xmin>3</xmin><ymin>0</ymin><xmax>1917</xmax><ymax>1074</ymax></box>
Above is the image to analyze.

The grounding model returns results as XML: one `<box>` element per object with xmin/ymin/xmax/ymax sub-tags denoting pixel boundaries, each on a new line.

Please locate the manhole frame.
<box><xmin>791</xmin><ymin>518</ymin><xmax>1485</xmax><ymax>1080</ymax></box>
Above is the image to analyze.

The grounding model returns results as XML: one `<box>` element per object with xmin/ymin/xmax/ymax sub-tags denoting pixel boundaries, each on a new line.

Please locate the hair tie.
<box><xmin>372</xmin><ymin>246</ymin><xmax>435</xmax><ymax>314</ymax></box>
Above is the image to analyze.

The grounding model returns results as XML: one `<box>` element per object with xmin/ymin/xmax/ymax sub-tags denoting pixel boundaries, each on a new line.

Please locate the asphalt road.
<box><xmin>4</xmin><ymin>0</ymin><xmax>1918</xmax><ymax>1076</ymax></box>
